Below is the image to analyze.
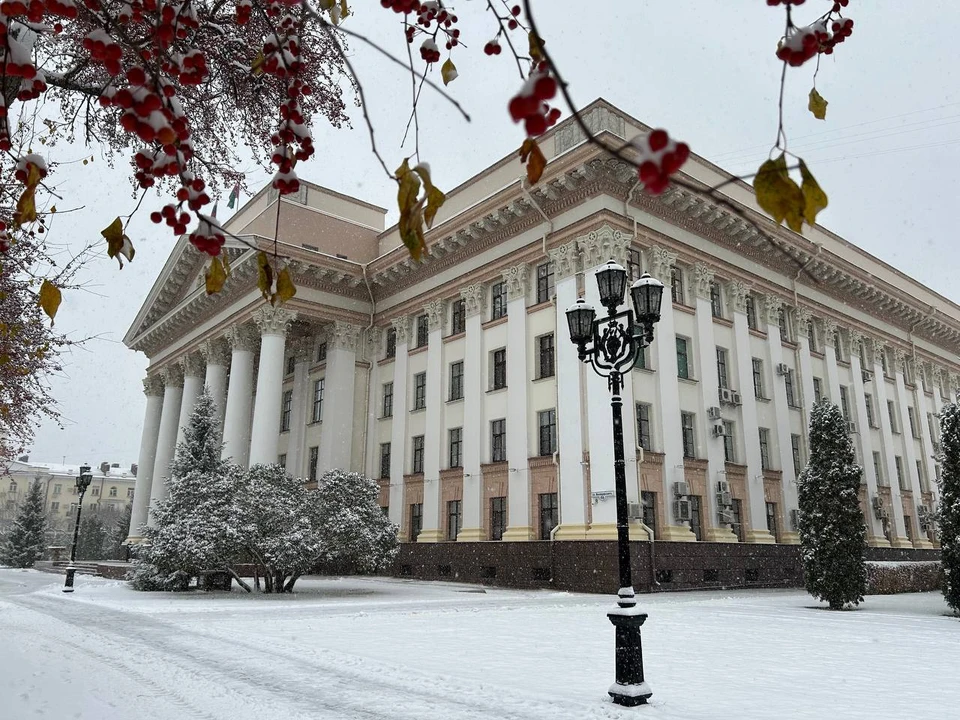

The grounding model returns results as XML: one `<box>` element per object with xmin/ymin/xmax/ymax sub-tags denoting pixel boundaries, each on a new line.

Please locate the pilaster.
<box><xmin>764</xmin><ymin>303</ymin><xmax>799</xmax><ymax>544</ymax></box>
<box><xmin>457</xmin><ymin>291</ymin><xmax>486</xmax><ymax>541</ymax></box>
<box><xmin>417</xmin><ymin>310</ymin><xmax>445</xmax><ymax>543</ymax></box>
<box><xmin>873</xmin><ymin>349</ymin><xmax>909</xmax><ymax>545</ymax></box>
<box><xmin>823</xmin><ymin>318</ymin><xmax>841</xmax><ymax>403</ymax></box>
<box><xmin>389</xmin><ymin>317</ymin><xmax>411</xmax><ymax>538</ymax></box>
<box><xmin>894</xmin><ymin>357</ymin><xmax>934</xmax><ymax>549</ymax></box>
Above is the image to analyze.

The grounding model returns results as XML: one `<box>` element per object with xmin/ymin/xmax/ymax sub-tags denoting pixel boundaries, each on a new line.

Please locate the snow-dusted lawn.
<box><xmin>0</xmin><ymin>569</ymin><xmax>956</xmax><ymax>720</ymax></box>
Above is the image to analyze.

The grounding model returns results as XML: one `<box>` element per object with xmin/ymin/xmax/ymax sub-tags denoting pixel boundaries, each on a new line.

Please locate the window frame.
<box><xmin>537</xmin><ymin>333</ymin><xmax>555</xmax><ymax>379</ymax></box>
<box><xmin>536</xmin><ymin>262</ymin><xmax>555</xmax><ymax>304</ymax></box>
<box><xmin>491</xmin><ymin>348</ymin><xmax>507</xmax><ymax>390</ymax></box>
<box><xmin>759</xmin><ymin>427</ymin><xmax>771</xmax><ymax>470</ymax></box>
<box><xmin>716</xmin><ymin>347</ymin><xmax>729</xmax><ymax>389</ymax></box>
<box><xmin>491</xmin><ymin>281</ymin><xmax>507</xmax><ymax>320</ymax></box>
<box><xmin>449</xmin><ymin>361</ymin><xmax>464</xmax><ymax>401</ymax></box>
<box><xmin>379</xmin><ymin>442</ymin><xmax>391</xmax><ymax>480</ymax></box>
<box><xmin>382</xmin><ymin>381</ymin><xmax>394</xmax><ymax>418</ymax></box>
<box><xmin>681</xmin><ymin>412</ymin><xmax>696</xmax><ymax>459</ymax></box>
<box><xmin>746</xmin><ymin>295</ymin><xmax>758</xmax><ymax>331</ymax></box>
<box><xmin>490</xmin><ymin>496</ymin><xmax>506</xmax><ymax>541</ymax></box>
<box><xmin>538</xmin><ymin>492</ymin><xmax>558</xmax><ymax>540</ymax></box>
<box><xmin>416</xmin><ymin>314</ymin><xmax>429</xmax><ymax>348</ymax></box>
<box><xmin>409</xmin><ymin>503</ymin><xmax>423</xmax><ymax>541</ymax></box>
<box><xmin>385</xmin><ymin>328</ymin><xmax>397</xmax><ymax>359</ymax></box>
<box><xmin>491</xmin><ymin>418</ymin><xmax>507</xmax><ymax>463</ymax></box>
<box><xmin>636</xmin><ymin>403</ymin><xmax>652</xmax><ymax>451</ymax></box>
<box><xmin>676</xmin><ymin>337</ymin><xmax>690</xmax><ymax>380</ymax></box>
<box><xmin>447</xmin><ymin>499</ymin><xmax>462</xmax><ymax>541</ymax></box>
<box><xmin>785</xmin><ymin>368</ymin><xmax>797</xmax><ymax>407</ymax></box>
<box><xmin>710</xmin><ymin>282</ymin><xmax>723</xmax><ymax>318</ymax></box>
<box><xmin>791</xmin><ymin>434</ymin><xmax>803</xmax><ymax>476</ymax></box>
<box><xmin>670</xmin><ymin>267</ymin><xmax>684</xmax><ymax>305</ymax></box>
<box><xmin>280</xmin><ymin>389</ymin><xmax>293</xmax><ymax>432</ymax></box>
<box><xmin>448</xmin><ymin>427</ymin><xmax>463</xmax><ymax>468</ymax></box>
<box><xmin>308</xmin><ymin>446</ymin><xmax>319</xmax><ymax>482</ymax></box>
<box><xmin>450</xmin><ymin>298</ymin><xmax>466</xmax><ymax>335</ymax></box>
<box><xmin>312</xmin><ymin>378</ymin><xmax>325</xmax><ymax>423</ymax></box>
<box><xmin>752</xmin><ymin>358</ymin><xmax>764</xmax><ymax>399</ymax></box>
<box><xmin>538</xmin><ymin>409</ymin><xmax>558</xmax><ymax>456</ymax></box>
<box><xmin>722</xmin><ymin>420</ymin><xmax>735</xmax><ymax>463</ymax></box>
<box><xmin>413</xmin><ymin>372</ymin><xmax>427</xmax><ymax>411</ymax></box>
<box><xmin>412</xmin><ymin>435</ymin><xmax>425</xmax><ymax>474</ymax></box>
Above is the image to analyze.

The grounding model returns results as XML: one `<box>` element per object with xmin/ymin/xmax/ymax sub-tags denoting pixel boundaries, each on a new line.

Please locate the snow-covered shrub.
<box><xmin>938</xmin><ymin>402</ymin><xmax>960</xmax><ymax>612</ymax></box>
<box><xmin>866</xmin><ymin>561</ymin><xmax>942</xmax><ymax>595</ymax></box>
<box><xmin>127</xmin><ymin>561</ymin><xmax>191</xmax><ymax>592</ymax></box>
<box><xmin>797</xmin><ymin>399</ymin><xmax>867</xmax><ymax>609</ymax></box>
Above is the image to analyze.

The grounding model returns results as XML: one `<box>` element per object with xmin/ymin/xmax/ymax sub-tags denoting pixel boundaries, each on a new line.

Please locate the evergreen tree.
<box><xmin>103</xmin><ymin>505</ymin><xmax>133</xmax><ymax>560</ymax></box>
<box><xmin>797</xmin><ymin>399</ymin><xmax>867</xmax><ymax>610</ymax></box>
<box><xmin>937</xmin><ymin>402</ymin><xmax>960</xmax><ymax>613</ymax></box>
<box><xmin>75</xmin><ymin>514</ymin><xmax>107</xmax><ymax>561</ymax></box>
<box><xmin>0</xmin><ymin>479</ymin><xmax>47</xmax><ymax>568</ymax></box>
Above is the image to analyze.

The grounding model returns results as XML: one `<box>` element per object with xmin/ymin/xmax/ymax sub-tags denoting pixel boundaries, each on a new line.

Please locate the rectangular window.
<box><xmin>778</xmin><ymin>307</ymin><xmax>790</xmax><ymax>341</ymax></box>
<box><xmin>286</xmin><ymin>356</ymin><xmax>296</xmax><ymax>375</ymax></box>
<box><xmin>536</xmin><ymin>262</ymin><xmax>555</xmax><ymax>304</ymax></box>
<box><xmin>537</xmin><ymin>334</ymin><xmax>555</xmax><ymax>379</ymax></box>
<box><xmin>723</xmin><ymin>420</ymin><xmax>735</xmax><ymax>463</ymax></box>
<box><xmin>447</xmin><ymin>500</ymin><xmax>462</xmax><ymax>541</ymax></box>
<box><xmin>752</xmin><ymin>358</ymin><xmax>764</xmax><ymax>398</ymax></box>
<box><xmin>308</xmin><ymin>446</ymin><xmax>319</xmax><ymax>482</ymax></box>
<box><xmin>731</xmin><ymin>498</ymin><xmax>745</xmax><ymax>542</ymax></box>
<box><xmin>317</xmin><ymin>342</ymin><xmax>327</xmax><ymax>363</ymax></box>
<box><xmin>865</xmin><ymin>394</ymin><xmax>876</xmax><ymax>428</ymax></box>
<box><xmin>746</xmin><ymin>296</ymin><xmax>758</xmax><ymax>330</ymax></box>
<box><xmin>278</xmin><ymin>454</ymin><xmax>286</xmax><ymax>469</ymax></box>
<box><xmin>759</xmin><ymin>428</ymin><xmax>771</xmax><ymax>470</ymax></box>
<box><xmin>127</xmin><ymin>488</ymin><xmax>135</xmax><ymax>499</ymax></box>
<box><xmin>888</xmin><ymin>400</ymin><xmax>899</xmax><ymax>434</ymax></box>
<box><xmin>676</xmin><ymin>337</ymin><xmax>690</xmax><ymax>380</ymax></box>
<box><xmin>791</xmin><ymin>434</ymin><xmax>803</xmax><ymax>476</ymax></box>
<box><xmin>716</xmin><ymin>347</ymin><xmax>729</xmax><ymax>389</ymax></box>
<box><xmin>873</xmin><ymin>452</ymin><xmax>885</xmax><ymax>486</ymax></box>
<box><xmin>538</xmin><ymin>493</ymin><xmax>558</xmax><ymax>540</ymax></box>
<box><xmin>450</xmin><ymin>299</ymin><xmax>466</xmax><ymax>335</ymax></box>
<box><xmin>834</xmin><ymin>331</ymin><xmax>843</xmax><ymax>363</ymax></box>
<box><xmin>839</xmin><ymin>386</ymin><xmax>851</xmax><ymax>422</ymax></box>
<box><xmin>385</xmin><ymin>328</ymin><xmax>397</xmax><ymax>359</ymax></box>
<box><xmin>641</xmin><ymin>491</ymin><xmax>657</xmax><ymax>538</ymax></box>
<box><xmin>881</xmin><ymin>348</ymin><xmax>889</xmax><ymax>376</ymax></box>
<box><xmin>91</xmin><ymin>487</ymin><xmax>100</xmax><ymax>497</ymax></box>
<box><xmin>490</xmin><ymin>497</ymin><xmax>506</xmax><ymax>541</ymax></box>
<box><xmin>670</xmin><ymin>267</ymin><xmax>684</xmax><ymax>305</ymax></box>
<box><xmin>636</xmin><ymin>403</ymin><xmax>652</xmax><ymax>451</ymax></box>
<box><xmin>413</xmin><ymin>372</ymin><xmax>427</xmax><ymax>410</ymax></box>
<box><xmin>807</xmin><ymin>320</ymin><xmax>818</xmax><ymax>352</ymax></box>
<box><xmin>382</xmin><ymin>382</ymin><xmax>394</xmax><ymax>418</ymax></box>
<box><xmin>312</xmin><ymin>378</ymin><xmax>325</xmax><ymax>423</ymax></box>
<box><xmin>416</xmin><ymin>314</ymin><xmax>429</xmax><ymax>348</ymax></box>
<box><xmin>449</xmin><ymin>361</ymin><xmax>464</xmax><ymax>401</ymax></box>
<box><xmin>813</xmin><ymin>377</ymin><xmax>823</xmax><ymax>403</ymax></box>
<box><xmin>449</xmin><ymin>428</ymin><xmax>463</xmax><ymax>468</ymax></box>
<box><xmin>409</xmin><ymin>503</ymin><xmax>423</xmax><ymax>541</ymax></box>
<box><xmin>895</xmin><ymin>455</ymin><xmax>905</xmax><ymax>490</ymax></box>
<box><xmin>491</xmin><ymin>281</ymin><xmax>507</xmax><ymax>320</ymax></box>
<box><xmin>491</xmin><ymin>348</ymin><xmax>507</xmax><ymax>390</ymax></box>
<box><xmin>681</xmin><ymin>412</ymin><xmax>696</xmax><ymax>459</ymax></box>
<box><xmin>688</xmin><ymin>495</ymin><xmax>703</xmax><ymax>541</ymax></box>
<box><xmin>280</xmin><ymin>390</ymin><xmax>292</xmax><ymax>432</ymax></box>
<box><xmin>379</xmin><ymin>442</ymin><xmax>391</xmax><ymax>479</ymax></box>
<box><xmin>929</xmin><ymin>413</ymin><xmax>940</xmax><ymax>446</ymax></box>
<box><xmin>785</xmin><ymin>369</ymin><xmax>797</xmax><ymax>407</ymax></box>
<box><xmin>538</xmin><ymin>409</ymin><xmax>557</xmax><ymax>456</ymax></box>
<box><xmin>51</xmin><ymin>501</ymin><xmax>59</xmax><ymax>512</ymax></box>
<box><xmin>634</xmin><ymin>344</ymin><xmax>648</xmax><ymax>370</ymax></box>
<box><xmin>627</xmin><ymin>249</ymin><xmax>642</xmax><ymax>281</ymax></box>
<box><xmin>908</xmin><ymin>406</ymin><xmax>919</xmax><ymax>439</ymax></box>
<box><xmin>412</xmin><ymin>435</ymin><xmax>425</xmax><ymax>474</ymax></box>
<box><xmin>710</xmin><ymin>283</ymin><xmax>723</xmax><ymax>318</ymax></box>
<box><xmin>917</xmin><ymin>460</ymin><xmax>927</xmax><ymax>492</ymax></box>
<box><xmin>766</xmin><ymin>502</ymin><xmax>779</xmax><ymax>540</ymax></box>
<box><xmin>491</xmin><ymin>419</ymin><xmax>507</xmax><ymax>463</ymax></box>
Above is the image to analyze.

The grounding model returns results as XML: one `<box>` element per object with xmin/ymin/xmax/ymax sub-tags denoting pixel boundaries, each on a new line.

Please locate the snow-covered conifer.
<box><xmin>0</xmin><ymin>478</ymin><xmax>47</xmax><ymax>568</ymax></box>
<box><xmin>797</xmin><ymin>398</ymin><xmax>867</xmax><ymax>610</ymax></box>
<box><xmin>76</xmin><ymin>514</ymin><xmax>107</xmax><ymax>561</ymax></box>
<box><xmin>938</xmin><ymin>402</ymin><xmax>960</xmax><ymax>612</ymax></box>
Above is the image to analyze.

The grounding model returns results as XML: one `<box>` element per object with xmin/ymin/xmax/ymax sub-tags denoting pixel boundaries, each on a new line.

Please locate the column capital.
<box><xmin>848</xmin><ymin>330</ymin><xmax>865</xmax><ymax>355</ymax></box>
<box><xmin>199</xmin><ymin>338</ymin><xmax>231</xmax><ymax>366</ymax></box>
<box><xmin>143</xmin><ymin>374</ymin><xmax>164</xmax><ymax>397</ymax></box>
<box><xmin>894</xmin><ymin>347</ymin><xmax>907</xmax><ymax>369</ymax></box>
<box><xmin>181</xmin><ymin>352</ymin><xmax>205</xmax><ymax>378</ymax></box>
<box><xmin>950</xmin><ymin>373</ymin><xmax>960</xmax><ymax>393</ymax></box>
<box><xmin>501</xmin><ymin>263</ymin><xmax>529</xmax><ymax>302</ymax></box>
<box><xmin>548</xmin><ymin>240</ymin><xmax>580</xmax><ymax>280</ymax></box>
<box><xmin>160</xmin><ymin>363</ymin><xmax>184</xmax><ymax>389</ymax></box>
<box><xmin>391</xmin><ymin>315</ymin><xmax>411</xmax><ymax>346</ymax></box>
<box><xmin>693</xmin><ymin>262</ymin><xmax>715</xmax><ymax>300</ymax></box>
<box><xmin>576</xmin><ymin>224</ymin><xmax>631</xmax><ymax>268</ymax></box>
<box><xmin>725</xmin><ymin>279</ymin><xmax>750</xmax><ymax>314</ymax></box>
<box><xmin>871</xmin><ymin>337</ymin><xmax>886</xmax><ymax>359</ymax></box>
<box><xmin>253</xmin><ymin>305</ymin><xmax>297</xmax><ymax>336</ymax></box>
<box><xmin>460</xmin><ymin>283</ymin><xmax>485</xmax><ymax>318</ymax></box>
<box><xmin>795</xmin><ymin>306</ymin><xmax>812</xmax><ymax>332</ymax></box>
<box><xmin>762</xmin><ymin>295</ymin><xmax>784</xmax><ymax>325</ymax></box>
<box><xmin>225</xmin><ymin>323</ymin><xmax>260</xmax><ymax>352</ymax></box>
<box><xmin>331</xmin><ymin>321</ymin><xmax>362</xmax><ymax>352</ymax></box>
<box><xmin>649</xmin><ymin>245</ymin><xmax>677</xmax><ymax>282</ymax></box>
<box><xmin>824</xmin><ymin>318</ymin><xmax>839</xmax><ymax>345</ymax></box>
<box><xmin>364</xmin><ymin>327</ymin><xmax>383</xmax><ymax>361</ymax></box>
<box><xmin>423</xmin><ymin>298</ymin><xmax>445</xmax><ymax>332</ymax></box>
<box><xmin>933</xmin><ymin>365</ymin><xmax>946</xmax><ymax>386</ymax></box>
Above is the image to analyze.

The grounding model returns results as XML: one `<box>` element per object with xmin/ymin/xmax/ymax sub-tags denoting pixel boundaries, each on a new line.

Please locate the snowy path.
<box><xmin>1</xmin><ymin>569</ymin><xmax>958</xmax><ymax>720</ymax></box>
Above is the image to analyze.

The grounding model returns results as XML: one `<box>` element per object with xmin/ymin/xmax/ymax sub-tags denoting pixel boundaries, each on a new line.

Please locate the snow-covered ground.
<box><xmin>1</xmin><ymin>569</ymin><xmax>956</xmax><ymax>720</ymax></box>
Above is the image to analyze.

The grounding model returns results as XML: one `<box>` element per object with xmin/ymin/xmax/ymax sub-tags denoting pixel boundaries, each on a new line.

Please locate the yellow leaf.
<box><xmin>50</xmin><ymin>205</ymin><xmax>56</xmax><ymax>213</ymax></box>
<box><xmin>275</xmin><ymin>267</ymin><xmax>296</xmax><ymax>305</ymax></box>
<box><xmin>222</xmin><ymin>251</ymin><xmax>231</xmax><ymax>277</ymax></box>
<box><xmin>799</xmin><ymin>159</ymin><xmax>828</xmax><ymax>226</ymax></box>
<box><xmin>441</xmin><ymin>58</ymin><xmax>458</xmax><ymax>86</ymax></box>
<box><xmin>82</xmin><ymin>158</ymin><xmax>88</xmax><ymax>165</ymax></box>
<box><xmin>256</xmin><ymin>251</ymin><xmax>273</xmax><ymax>302</ymax></box>
<box><xmin>101</xmin><ymin>216</ymin><xmax>135</xmax><ymax>268</ymax></box>
<box><xmin>13</xmin><ymin>164</ymin><xmax>41</xmax><ymax>227</ymax></box>
<box><xmin>396</xmin><ymin>159</ymin><xmax>425</xmax><ymax>260</ymax></box>
<box><xmin>205</xmin><ymin>256</ymin><xmax>227</xmax><ymax>295</ymax></box>
<box><xmin>413</xmin><ymin>163</ymin><xmax>446</xmax><ymax>229</ymax></box>
<box><xmin>528</xmin><ymin>32</ymin><xmax>545</xmax><ymax>62</ymax></box>
<box><xmin>38</xmin><ymin>279</ymin><xmax>61</xmax><ymax>324</ymax></box>
<box><xmin>339</xmin><ymin>0</ymin><xmax>349</xmax><ymax>19</ymax></box>
<box><xmin>519</xmin><ymin>138</ymin><xmax>547</xmax><ymax>185</ymax></box>
<box><xmin>808</xmin><ymin>88</ymin><xmax>828</xmax><ymax>120</ymax></box>
<box><xmin>753</xmin><ymin>154</ymin><xmax>804</xmax><ymax>233</ymax></box>
<box><xmin>251</xmin><ymin>50</ymin><xmax>265</xmax><ymax>77</ymax></box>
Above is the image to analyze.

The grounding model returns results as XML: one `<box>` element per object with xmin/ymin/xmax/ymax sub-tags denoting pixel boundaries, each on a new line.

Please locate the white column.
<box><xmin>363</xmin><ymin>328</ymin><xmax>382</xmax><ymax>482</ymax></box>
<box><xmin>285</xmin><ymin>333</ymin><xmax>314</xmax><ymax>479</ymax></box>
<box><xmin>126</xmin><ymin>375</ymin><xmax>164</xmax><ymax>542</ymax></box>
<box><xmin>952</xmin><ymin>373</ymin><xmax>959</xmax><ymax>405</ymax></box>
<box><xmin>849</xmin><ymin>333</ymin><xmax>888</xmax><ymax>546</ymax></box>
<box><xmin>651</xmin><ymin>247</ymin><xmax>695</xmax><ymax>541</ymax></box>
<box><xmin>693</xmin><ymin>265</ymin><xmax>736</xmax><ymax>542</ymax></box>
<box><xmin>221</xmin><ymin>324</ymin><xmax>258</xmax><ymax>467</ymax></box>
<box><xmin>795</xmin><ymin>309</ymin><xmax>816</xmax><ymax>417</ymax></box>
<box><xmin>916</xmin><ymin>362</ymin><xmax>939</xmax><ymax>508</ymax></box>
<box><xmin>389</xmin><ymin>317</ymin><xmax>410</xmax><ymax>536</ymax></box>
<box><xmin>872</xmin><ymin>339</ymin><xmax>910</xmax><ymax>546</ymax></box>
<box><xmin>501</xmin><ymin>263</ymin><xmax>534</xmax><ymax>541</ymax></box>
<box><xmin>458</xmin><ymin>285</ymin><xmax>487</xmax><ymax>541</ymax></box>
<box><xmin>894</xmin><ymin>350</ymin><xmax>934</xmax><ymax>549</ymax></box>
<box><xmin>823</xmin><ymin>319</ymin><xmax>842</xmax><ymax>402</ymax></box>
<box><xmin>147</xmin><ymin>364</ymin><xmax>183</xmax><ymax>525</ymax></box>
<box><xmin>418</xmin><ymin>300</ymin><xmax>446</xmax><ymax>543</ymax></box>
<box><xmin>763</xmin><ymin>297</ymin><xmax>800</xmax><ymax>544</ymax></box>
<box><xmin>174</xmin><ymin>353</ymin><xmax>205</xmax><ymax>448</ymax></box>
<box><xmin>200</xmin><ymin>338</ymin><xmax>230</xmax><ymax>430</ymax></box>
<box><xmin>248</xmin><ymin>306</ymin><xmax>296</xmax><ymax>466</ymax></box>
<box><xmin>728</xmin><ymin>282</ymin><xmax>774</xmax><ymax>543</ymax></box>
<box><xmin>317</xmin><ymin>321</ymin><xmax>360</xmax><ymax>473</ymax></box>
<box><xmin>550</xmin><ymin>242</ymin><xmax>589</xmax><ymax>539</ymax></box>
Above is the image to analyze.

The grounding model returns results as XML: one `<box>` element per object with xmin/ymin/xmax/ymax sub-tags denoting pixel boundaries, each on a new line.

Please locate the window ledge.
<box><xmin>633</xmin><ymin>367</ymin><xmax>656</xmax><ymax>375</ymax></box>
<box><xmin>678</xmin><ymin>377</ymin><xmax>699</xmax><ymax>385</ymax></box>
<box><xmin>446</xmin><ymin>397</ymin><xmax>464</xmax><ymax>405</ymax></box>
<box><xmin>486</xmin><ymin>387</ymin><xmax>507</xmax><ymax>395</ymax></box>
<box><xmin>756</xmin><ymin>396</ymin><xmax>771</xmax><ymax>403</ymax></box>
<box><xmin>533</xmin><ymin>374</ymin><xmax>555</xmax><ymax>383</ymax></box>
<box><xmin>410</xmin><ymin>407</ymin><xmax>426</xmax><ymax>414</ymax></box>
<box><xmin>307</xmin><ymin>420</ymin><xmax>323</xmax><ymax>426</ymax></box>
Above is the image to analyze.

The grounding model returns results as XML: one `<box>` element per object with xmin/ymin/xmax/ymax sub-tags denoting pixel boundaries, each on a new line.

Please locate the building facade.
<box><xmin>125</xmin><ymin>99</ymin><xmax>952</xmax><ymax>552</ymax></box>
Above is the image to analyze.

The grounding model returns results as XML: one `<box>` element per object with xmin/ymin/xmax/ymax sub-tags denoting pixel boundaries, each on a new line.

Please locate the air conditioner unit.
<box><xmin>719</xmin><ymin>387</ymin><xmax>734</xmax><ymax>405</ymax></box>
<box><xmin>674</xmin><ymin>499</ymin><xmax>692</xmax><ymax>522</ymax></box>
<box><xmin>862</xmin><ymin>370</ymin><xmax>873</xmax><ymax>384</ymax></box>
<box><xmin>627</xmin><ymin>502</ymin><xmax>643</xmax><ymax>520</ymax></box>
<box><xmin>730</xmin><ymin>390</ymin><xmax>742</xmax><ymax>406</ymax></box>
<box><xmin>716</xmin><ymin>480</ymin><xmax>731</xmax><ymax>494</ymax></box>
<box><xmin>776</xmin><ymin>363</ymin><xmax>789</xmax><ymax>376</ymax></box>
<box><xmin>790</xmin><ymin>509</ymin><xmax>800</xmax><ymax>530</ymax></box>
<box><xmin>718</xmin><ymin>509</ymin><xmax>734</xmax><ymax>524</ymax></box>
<box><xmin>716</xmin><ymin>491</ymin><xmax>732</xmax><ymax>507</ymax></box>
<box><xmin>674</xmin><ymin>481</ymin><xmax>690</xmax><ymax>497</ymax></box>
<box><xmin>707</xmin><ymin>406</ymin><xmax>722</xmax><ymax>420</ymax></box>
<box><xmin>846</xmin><ymin>421</ymin><xmax>858</xmax><ymax>434</ymax></box>
<box><xmin>711</xmin><ymin>424</ymin><xmax>726</xmax><ymax>438</ymax></box>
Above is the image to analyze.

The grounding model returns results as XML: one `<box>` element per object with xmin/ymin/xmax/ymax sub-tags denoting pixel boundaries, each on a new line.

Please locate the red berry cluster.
<box><xmin>506</xmin><ymin>4</ymin><xmax>521</xmax><ymax>30</ymax></box>
<box><xmin>832</xmin><ymin>0</ymin><xmax>848</xmax><ymax>10</ymax></box>
<box><xmin>381</xmin><ymin>0</ymin><xmax>420</xmax><ymax>12</ymax></box>
<box><xmin>630</xmin><ymin>129</ymin><xmax>690</xmax><ymax>195</ymax></box>
<box><xmin>150</xmin><ymin>204</ymin><xmax>193</xmax><ymax>236</ymax></box>
<box><xmin>776</xmin><ymin>15</ymin><xmax>854</xmax><ymax>66</ymax></box>
<box><xmin>17</xmin><ymin>73</ymin><xmax>47</xmax><ymax>102</ymax></box>
<box><xmin>15</xmin><ymin>154</ymin><xmax>48</xmax><ymax>183</ymax></box>
<box><xmin>420</xmin><ymin>38</ymin><xmax>440</xmax><ymax>63</ymax></box>
<box><xmin>508</xmin><ymin>65</ymin><xmax>561</xmax><ymax>137</ymax></box>
<box><xmin>483</xmin><ymin>39</ymin><xmax>501</xmax><ymax>55</ymax></box>
<box><xmin>1</xmin><ymin>0</ymin><xmax>75</xmax><ymax>22</ymax></box>
<box><xmin>235</xmin><ymin>0</ymin><xmax>251</xmax><ymax>24</ymax></box>
<box><xmin>188</xmin><ymin>214</ymin><xmax>226</xmax><ymax>256</ymax></box>
<box><xmin>83</xmin><ymin>28</ymin><xmax>123</xmax><ymax>75</ymax></box>
<box><xmin>766</xmin><ymin>0</ymin><xmax>805</xmax><ymax>6</ymax></box>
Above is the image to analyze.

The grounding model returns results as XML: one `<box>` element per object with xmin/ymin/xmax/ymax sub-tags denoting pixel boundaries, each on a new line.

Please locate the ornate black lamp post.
<box><xmin>62</xmin><ymin>464</ymin><xmax>94</xmax><ymax>593</ymax></box>
<box><xmin>565</xmin><ymin>261</ymin><xmax>664</xmax><ymax>707</ymax></box>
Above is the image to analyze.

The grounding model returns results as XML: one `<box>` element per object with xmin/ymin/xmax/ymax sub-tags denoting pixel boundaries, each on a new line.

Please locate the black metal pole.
<box><xmin>610</xmin><ymin>374</ymin><xmax>633</xmax><ymax>606</ymax></box>
<box><xmin>62</xmin><ymin>489</ymin><xmax>86</xmax><ymax>593</ymax></box>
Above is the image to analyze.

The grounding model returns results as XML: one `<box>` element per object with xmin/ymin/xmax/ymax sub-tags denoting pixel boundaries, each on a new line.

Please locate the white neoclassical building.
<box><xmin>125</xmin><ymin>99</ymin><xmax>953</xmax><ymax>553</ymax></box>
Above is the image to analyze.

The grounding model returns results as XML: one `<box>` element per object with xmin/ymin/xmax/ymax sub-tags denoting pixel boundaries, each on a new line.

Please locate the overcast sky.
<box><xmin>26</xmin><ymin>0</ymin><xmax>960</xmax><ymax>467</ymax></box>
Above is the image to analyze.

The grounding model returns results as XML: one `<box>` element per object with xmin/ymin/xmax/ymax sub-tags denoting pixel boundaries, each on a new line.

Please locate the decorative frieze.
<box><xmin>199</xmin><ymin>338</ymin><xmax>231</xmax><ymax>366</ymax></box>
<box><xmin>424</xmin><ymin>298</ymin><xmax>445</xmax><ymax>332</ymax></box>
<box><xmin>649</xmin><ymin>246</ymin><xmax>677</xmax><ymax>282</ymax></box>
<box><xmin>554</xmin><ymin>105</ymin><xmax>625</xmax><ymax>155</ymax></box>
<box><xmin>501</xmin><ymin>263</ymin><xmax>529</xmax><ymax>302</ymax></box>
<box><xmin>143</xmin><ymin>375</ymin><xmax>164</xmax><ymax>397</ymax></box>
<box><xmin>577</xmin><ymin>224</ymin><xmax>631</xmax><ymax>269</ymax></box>
<box><xmin>460</xmin><ymin>283</ymin><xmax>485</xmax><ymax>318</ymax></box>
<box><xmin>693</xmin><ymin>263</ymin><xmax>714</xmax><ymax>300</ymax></box>
<box><xmin>160</xmin><ymin>363</ymin><xmax>184</xmax><ymax>389</ymax></box>
<box><xmin>253</xmin><ymin>306</ymin><xmax>297</xmax><ymax>336</ymax></box>
<box><xmin>725</xmin><ymin>280</ymin><xmax>750</xmax><ymax>315</ymax></box>
<box><xmin>391</xmin><ymin>315</ymin><xmax>411</xmax><ymax>346</ymax></box>
<box><xmin>548</xmin><ymin>240</ymin><xmax>580</xmax><ymax>280</ymax></box>
<box><xmin>225</xmin><ymin>323</ymin><xmax>259</xmax><ymax>353</ymax></box>
<box><xmin>182</xmin><ymin>352</ymin><xmax>205</xmax><ymax>378</ymax></box>
<box><xmin>331</xmin><ymin>321</ymin><xmax>362</xmax><ymax>352</ymax></box>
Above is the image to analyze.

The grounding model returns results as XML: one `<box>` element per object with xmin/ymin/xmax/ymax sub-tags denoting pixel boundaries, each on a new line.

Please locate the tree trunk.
<box><xmin>283</xmin><ymin>573</ymin><xmax>301</xmax><ymax>593</ymax></box>
<box><xmin>273</xmin><ymin>570</ymin><xmax>284</xmax><ymax>593</ymax></box>
<box><xmin>226</xmin><ymin>567</ymin><xmax>252</xmax><ymax>593</ymax></box>
<box><xmin>263</xmin><ymin>567</ymin><xmax>274</xmax><ymax>593</ymax></box>
<box><xmin>253</xmin><ymin>566</ymin><xmax>261</xmax><ymax>592</ymax></box>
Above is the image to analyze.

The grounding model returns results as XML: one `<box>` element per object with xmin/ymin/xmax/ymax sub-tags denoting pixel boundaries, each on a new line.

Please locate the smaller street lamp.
<box><xmin>63</xmin><ymin>464</ymin><xmax>94</xmax><ymax>593</ymax></box>
<box><xmin>565</xmin><ymin>261</ymin><xmax>664</xmax><ymax>706</ymax></box>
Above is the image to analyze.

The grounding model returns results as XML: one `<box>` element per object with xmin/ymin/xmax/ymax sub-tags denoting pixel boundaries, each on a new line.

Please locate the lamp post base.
<box><xmin>607</xmin><ymin>607</ymin><xmax>652</xmax><ymax>706</ymax></box>
<box><xmin>62</xmin><ymin>566</ymin><xmax>76</xmax><ymax>593</ymax></box>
